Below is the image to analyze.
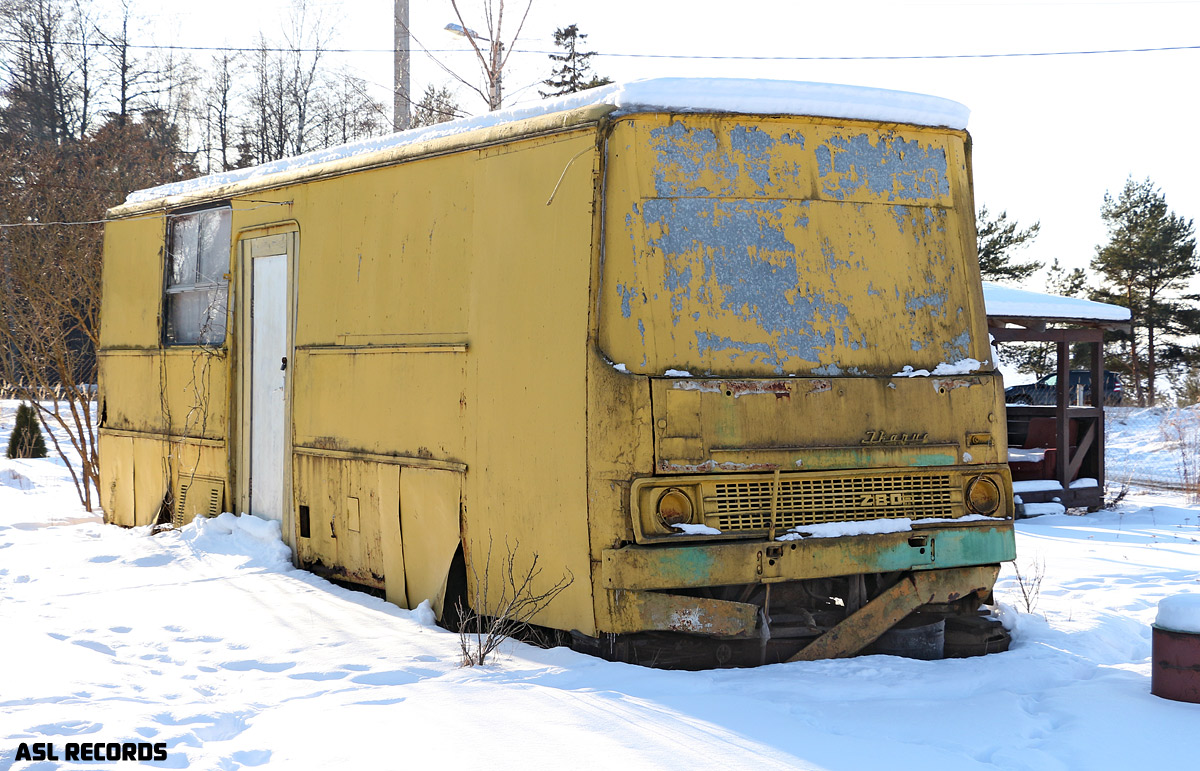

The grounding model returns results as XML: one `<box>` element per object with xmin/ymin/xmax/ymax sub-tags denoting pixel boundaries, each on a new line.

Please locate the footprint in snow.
<box><xmin>26</xmin><ymin>720</ymin><xmax>102</xmax><ymax>736</ymax></box>
<box><xmin>129</xmin><ymin>554</ymin><xmax>172</xmax><ymax>568</ymax></box>
<box><xmin>89</xmin><ymin>555</ymin><xmax>119</xmax><ymax>563</ymax></box>
<box><xmin>349</xmin><ymin>669</ymin><xmax>422</xmax><ymax>686</ymax></box>
<box><xmin>71</xmin><ymin>639</ymin><xmax>116</xmax><ymax>656</ymax></box>
<box><xmin>220</xmin><ymin>660</ymin><xmax>296</xmax><ymax>673</ymax></box>
<box><xmin>226</xmin><ymin>749</ymin><xmax>270</xmax><ymax>763</ymax></box>
<box><xmin>287</xmin><ymin>670</ymin><xmax>347</xmax><ymax>681</ymax></box>
<box><xmin>153</xmin><ymin>710</ymin><xmax>253</xmax><ymax>743</ymax></box>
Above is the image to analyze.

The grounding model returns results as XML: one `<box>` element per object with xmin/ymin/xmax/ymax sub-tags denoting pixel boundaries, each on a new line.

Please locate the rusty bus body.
<box><xmin>98</xmin><ymin>80</ymin><xmax>1014</xmax><ymax>667</ymax></box>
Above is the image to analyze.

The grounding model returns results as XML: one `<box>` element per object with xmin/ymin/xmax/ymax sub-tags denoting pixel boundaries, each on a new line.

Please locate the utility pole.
<box><xmin>393</xmin><ymin>0</ymin><xmax>410</xmax><ymax>131</ymax></box>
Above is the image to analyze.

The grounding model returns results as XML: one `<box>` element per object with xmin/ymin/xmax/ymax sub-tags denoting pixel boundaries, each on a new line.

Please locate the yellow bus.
<box><xmin>98</xmin><ymin>79</ymin><xmax>1014</xmax><ymax>667</ymax></box>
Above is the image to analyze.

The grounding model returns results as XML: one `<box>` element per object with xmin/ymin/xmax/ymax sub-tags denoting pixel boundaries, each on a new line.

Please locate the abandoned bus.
<box><xmin>98</xmin><ymin>79</ymin><xmax>1015</xmax><ymax>667</ymax></box>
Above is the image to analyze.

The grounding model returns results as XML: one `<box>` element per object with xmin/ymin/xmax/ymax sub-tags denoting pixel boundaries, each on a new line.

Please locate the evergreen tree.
<box><xmin>976</xmin><ymin>206</ymin><xmax>1042</xmax><ymax>283</ymax></box>
<box><xmin>1091</xmin><ymin>177</ymin><xmax>1198</xmax><ymax>406</ymax></box>
<box><xmin>411</xmin><ymin>84</ymin><xmax>461</xmax><ymax>128</ymax></box>
<box><xmin>997</xmin><ymin>259</ymin><xmax>1090</xmax><ymax>379</ymax></box>
<box><xmin>6</xmin><ymin>402</ymin><xmax>47</xmax><ymax>459</ymax></box>
<box><xmin>540</xmin><ymin>25</ymin><xmax>612</xmax><ymax>98</ymax></box>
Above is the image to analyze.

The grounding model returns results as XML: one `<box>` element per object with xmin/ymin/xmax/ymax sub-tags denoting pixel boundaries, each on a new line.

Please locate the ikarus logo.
<box><xmin>860</xmin><ymin>430</ymin><xmax>930</xmax><ymax>446</ymax></box>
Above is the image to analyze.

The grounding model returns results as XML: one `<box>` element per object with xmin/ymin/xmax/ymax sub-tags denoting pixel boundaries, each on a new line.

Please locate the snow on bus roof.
<box><xmin>125</xmin><ymin>78</ymin><xmax>969</xmax><ymax>205</ymax></box>
<box><xmin>983</xmin><ymin>282</ymin><xmax>1131</xmax><ymax>323</ymax></box>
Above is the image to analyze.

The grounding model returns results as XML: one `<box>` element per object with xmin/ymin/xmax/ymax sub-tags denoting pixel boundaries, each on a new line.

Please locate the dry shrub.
<box><xmin>457</xmin><ymin>540</ymin><xmax>573</xmax><ymax>667</ymax></box>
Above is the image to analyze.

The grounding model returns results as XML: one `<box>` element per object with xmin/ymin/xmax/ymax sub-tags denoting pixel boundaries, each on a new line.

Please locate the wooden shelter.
<box><xmin>983</xmin><ymin>283</ymin><xmax>1132</xmax><ymax>511</ymax></box>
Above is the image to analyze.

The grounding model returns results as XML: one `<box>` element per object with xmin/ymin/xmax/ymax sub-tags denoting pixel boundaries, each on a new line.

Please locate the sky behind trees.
<box><xmin>132</xmin><ymin>0</ymin><xmax>1198</xmax><ymax>287</ymax></box>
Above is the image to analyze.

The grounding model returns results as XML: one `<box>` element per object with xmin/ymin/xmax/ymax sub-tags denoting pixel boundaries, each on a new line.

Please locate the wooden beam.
<box><xmin>787</xmin><ymin>566</ymin><xmax>999</xmax><ymax>662</ymax></box>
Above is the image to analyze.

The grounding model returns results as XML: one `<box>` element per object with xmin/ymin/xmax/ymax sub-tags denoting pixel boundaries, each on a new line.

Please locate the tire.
<box><xmin>1009</xmin><ymin>395</ymin><xmax>1033</xmax><ymax>406</ymax></box>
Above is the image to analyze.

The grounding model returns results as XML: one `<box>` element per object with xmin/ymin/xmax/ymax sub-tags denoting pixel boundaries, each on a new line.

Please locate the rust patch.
<box><xmin>931</xmin><ymin>378</ymin><xmax>981</xmax><ymax>393</ymax></box>
<box><xmin>672</xmin><ymin>379</ymin><xmax>793</xmax><ymax>399</ymax></box>
<box><xmin>310</xmin><ymin>436</ymin><xmax>342</xmax><ymax>450</ymax></box>
<box><xmin>659</xmin><ymin>459</ymin><xmax>781</xmax><ymax>473</ymax></box>
<box><xmin>805</xmin><ymin>379</ymin><xmax>832</xmax><ymax>397</ymax></box>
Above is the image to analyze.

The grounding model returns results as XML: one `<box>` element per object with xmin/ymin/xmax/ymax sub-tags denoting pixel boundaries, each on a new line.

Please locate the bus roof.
<box><xmin>117</xmin><ymin>78</ymin><xmax>969</xmax><ymax>213</ymax></box>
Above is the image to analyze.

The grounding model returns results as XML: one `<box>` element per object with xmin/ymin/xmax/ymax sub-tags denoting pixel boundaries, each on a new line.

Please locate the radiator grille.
<box><xmin>709</xmin><ymin>473</ymin><xmax>956</xmax><ymax>531</ymax></box>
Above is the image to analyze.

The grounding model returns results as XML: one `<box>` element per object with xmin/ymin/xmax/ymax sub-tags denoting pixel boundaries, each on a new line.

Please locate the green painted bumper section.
<box><xmin>602</xmin><ymin>524</ymin><xmax>1016</xmax><ymax>591</ymax></box>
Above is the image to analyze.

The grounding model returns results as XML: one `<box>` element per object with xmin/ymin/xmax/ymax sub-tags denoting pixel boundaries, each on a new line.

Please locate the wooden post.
<box><xmin>1056</xmin><ymin>340</ymin><xmax>1069</xmax><ymax>490</ymax></box>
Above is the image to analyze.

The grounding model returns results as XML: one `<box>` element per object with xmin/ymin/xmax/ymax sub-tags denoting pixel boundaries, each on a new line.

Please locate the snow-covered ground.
<box><xmin>3</xmin><ymin>400</ymin><xmax>1199</xmax><ymax>770</ymax></box>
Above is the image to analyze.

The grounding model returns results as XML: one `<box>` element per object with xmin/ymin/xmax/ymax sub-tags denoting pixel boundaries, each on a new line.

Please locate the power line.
<box><xmin>590</xmin><ymin>43</ymin><xmax>1200</xmax><ymax>60</ymax></box>
<box><xmin>0</xmin><ymin>36</ymin><xmax>1197</xmax><ymax>60</ymax></box>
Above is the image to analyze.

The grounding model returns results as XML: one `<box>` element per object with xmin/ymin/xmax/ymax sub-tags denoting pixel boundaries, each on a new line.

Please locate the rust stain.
<box><xmin>931</xmin><ymin>378</ymin><xmax>980</xmax><ymax>392</ymax></box>
<box><xmin>672</xmin><ymin>379</ymin><xmax>793</xmax><ymax>398</ymax></box>
<box><xmin>310</xmin><ymin>436</ymin><xmax>342</xmax><ymax>450</ymax></box>
<box><xmin>659</xmin><ymin>459</ymin><xmax>781</xmax><ymax>473</ymax></box>
<box><xmin>805</xmin><ymin>379</ymin><xmax>832</xmax><ymax>397</ymax></box>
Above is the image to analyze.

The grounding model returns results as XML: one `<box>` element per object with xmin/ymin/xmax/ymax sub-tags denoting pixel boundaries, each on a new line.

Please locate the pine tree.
<box><xmin>976</xmin><ymin>206</ymin><xmax>1042</xmax><ymax>283</ymax></box>
<box><xmin>997</xmin><ymin>259</ymin><xmax>1090</xmax><ymax>378</ymax></box>
<box><xmin>6</xmin><ymin>402</ymin><xmax>48</xmax><ymax>459</ymax></box>
<box><xmin>1091</xmin><ymin>177</ymin><xmax>1198</xmax><ymax>406</ymax></box>
<box><xmin>540</xmin><ymin>25</ymin><xmax>612</xmax><ymax>98</ymax></box>
<box><xmin>411</xmin><ymin>84</ymin><xmax>461</xmax><ymax>127</ymax></box>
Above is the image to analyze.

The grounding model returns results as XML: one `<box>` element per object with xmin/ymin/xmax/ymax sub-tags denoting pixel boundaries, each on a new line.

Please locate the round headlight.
<box><xmin>965</xmin><ymin>475</ymin><xmax>1001</xmax><ymax>516</ymax></box>
<box><xmin>656</xmin><ymin>488</ymin><xmax>693</xmax><ymax>528</ymax></box>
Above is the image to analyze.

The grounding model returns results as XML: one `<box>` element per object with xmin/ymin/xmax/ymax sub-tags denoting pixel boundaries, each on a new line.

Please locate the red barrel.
<box><xmin>1151</xmin><ymin>625</ymin><xmax>1200</xmax><ymax>704</ymax></box>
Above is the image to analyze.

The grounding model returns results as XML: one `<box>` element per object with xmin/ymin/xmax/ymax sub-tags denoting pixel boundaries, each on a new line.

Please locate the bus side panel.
<box><xmin>465</xmin><ymin>133</ymin><xmax>599</xmax><ymax>635</ymax></box>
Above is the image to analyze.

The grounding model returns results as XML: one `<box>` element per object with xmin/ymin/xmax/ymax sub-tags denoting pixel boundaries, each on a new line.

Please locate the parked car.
<box><xmin>1005</xmin><ymin>370</ymin><xmax>1123</xmax><ymax>406</ymax></box>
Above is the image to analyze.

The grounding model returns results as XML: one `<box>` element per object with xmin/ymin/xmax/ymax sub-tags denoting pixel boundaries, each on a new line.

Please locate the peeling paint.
<box><xmin>644</xmin><ymin>198</ymin><xmax>854</xmax><ymax>372</ymax></box>
<box><xmin>729</xmin><ymin>124</ymin><xmax>776</xmax><ymax>190</ymax></box>
<box><xmin>616</xmin><ymin>283</ymin><xmax>639</xmax><ymax>318</ymax></box>
<box><xmin>670</xmin><ymin>379</ymin><xmax>793</xmax><ymax>398</ymax></box>
<box><xmin>649</xmin><ymin>122</ymin><xmax>728</xmax><ymax>196</ymax></box>
<box><xmin>906</xmin><ymin>290</ymin><xmax>948</xmax><ymax>315</ymax></box>
<box><xmin>603</xmin><ymin>116</ymin><xmax>982</xmax><ymax>379</ymax></box>
<box><xmin>931</xmin><ymin>377</ymin><xmax>982</xmax><ymax>392</ymax></box>
<box><xmin>815</xmin><ymin>133</ymin><xmax>949</xmax><ymax>203</ymax></box>
<box><xmin>805</xmin><ymin>379</ymin><xmax>832</xmax><ymax>397</ymax></box>
<box><xmin>668</xmin><ymin>607</ymin><xmax>707</xmax><ymax>633</ymax></box>
<box><xmin>659</xmin><ymin>459</ymin><xmax>781</xmax><ymax>473</ymax></box>
<box><xmin>942</xmin><ymin>330</ymin><xmax>971</xmax><ymax>361</ymax></box>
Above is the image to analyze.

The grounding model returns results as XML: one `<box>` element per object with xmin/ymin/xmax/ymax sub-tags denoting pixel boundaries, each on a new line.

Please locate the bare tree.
<box><xmin>202</xmin><ymin>52</ymin><xmax>240</xmax><ymax>172</ymax></box>
<box><xmin>99</xmin><ymin>0</ymin><xmax>161</xmax><ymax>127</ymax></box>
<box><xmin>281</xmin><ymin>0</ymin><xmax>328</xmax><ymax>156</ymax></box>
<box><xmin>310</xmin><ymin>67</ymin><xmax>388</xmax><ymax>146</ymax></box>
<box><xmin>0</xmin><ymin>113</ymin><xmax>191</xmax><ymax>510</ymax></box>
<box><xmin>0</xmin><ymin>0</ymin><xmax>79</xmax><ymax>142</ymax></box>
<box><xmin>65</xmin><ymin>0</ymin><xmax>99</xmax><ymax>139</ymax></box>
<box><xmin>448</xmin><ymin>0</ymin><xmax>534</xmax><ymax>111</ymax></box>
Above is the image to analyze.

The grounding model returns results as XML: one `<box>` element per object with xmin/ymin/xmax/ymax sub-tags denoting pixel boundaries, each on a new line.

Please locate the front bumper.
<box><xmin>600</xmin><ymin>523</ymin><xmax>1015</xmax><ymax>636</ymax></box>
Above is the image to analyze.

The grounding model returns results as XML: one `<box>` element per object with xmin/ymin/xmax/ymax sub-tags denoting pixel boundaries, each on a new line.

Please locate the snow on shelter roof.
<box><xmin>983</xmin><ymin>282</ymin><xmax>1131</xmax><ymax>324</ymax></box>
<box><xmin>122</xmin><ymin>78</ymin><xmax>969</xmax><ymax>207</ymax></box>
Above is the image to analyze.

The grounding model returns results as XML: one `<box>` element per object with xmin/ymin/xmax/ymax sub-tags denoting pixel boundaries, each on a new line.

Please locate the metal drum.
<box><xmin>1151</xmin><ymin>625</ymin><xmax>1200</xmax><ymax>704</ymax></box>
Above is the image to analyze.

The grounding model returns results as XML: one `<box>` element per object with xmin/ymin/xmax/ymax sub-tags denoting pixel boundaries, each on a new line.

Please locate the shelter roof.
<box><xmin>983</xmin><ymin>282</ymin><xmax>1131</xmax><ymax>330</ymax></box>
